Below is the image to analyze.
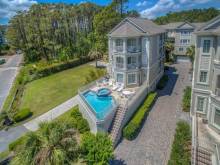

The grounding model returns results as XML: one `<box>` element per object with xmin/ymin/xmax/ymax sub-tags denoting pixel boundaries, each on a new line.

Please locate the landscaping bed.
<box><xmin>182</xmin><ymin>86</ymin><xmax>191</xmax><ymax>112</ymax></box>
<box><xmin>123</xmin><ymin>92</ymin><xmax>157</xmax><ymax>140</ymax></box>
<box><xmin>157</xmin><ymin>75</ymin><xmax>169</xmax><ymax>90</ymax></box>
<box><xmin>168</xmin><ymin>121</ymin><xmax>191</xmax><ymax>165</ymax></box>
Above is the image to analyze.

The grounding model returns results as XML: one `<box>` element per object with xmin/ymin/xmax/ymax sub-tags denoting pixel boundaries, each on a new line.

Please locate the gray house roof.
<box><xmin>195</xmin><ymin>15</ymin><xmax>220</xmax><ymax>35</ymax></box>
<box><xmin>109</xmin><ymin>17</ymin><xmax>166</xmax><ymax>37</ymax></box>
<box><xmin>161</xmin><ymin>21</ymin><xmax>206</xmax><ymax>30</ymax></box>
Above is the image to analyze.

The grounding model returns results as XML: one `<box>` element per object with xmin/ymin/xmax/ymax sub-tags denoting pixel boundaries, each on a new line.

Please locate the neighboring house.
<box><xmin>162</xmin><ymin>22</ymin><xmax>205</xmax><ymax>62</ymax></box>
<box><xmin>78</xmin><ymin>17</ymin><xmax>166</xmax><ymax>145</ymax></box>
<box><xmin>191</xmin><ymin>15</ymin><xmax>220</xmax><ymax>165</ymax></box>
<box><xmin>108</xmin><ymin>17</ymin><xmax>166</xmax><ymax>88</ymax></box>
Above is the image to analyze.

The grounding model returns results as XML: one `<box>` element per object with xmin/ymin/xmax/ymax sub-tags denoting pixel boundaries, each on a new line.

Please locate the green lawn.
<box><xmin>19</xmin><ymin>64</ymin><xmax>102</xmax><ymax>120</ymax></box>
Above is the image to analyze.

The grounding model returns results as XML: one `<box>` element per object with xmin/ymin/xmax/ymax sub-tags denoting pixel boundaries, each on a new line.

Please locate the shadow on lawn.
<box><xmin>110</xmin><ymin>159</ymin><xmax>127</xmax><ymax>165</ymax></box>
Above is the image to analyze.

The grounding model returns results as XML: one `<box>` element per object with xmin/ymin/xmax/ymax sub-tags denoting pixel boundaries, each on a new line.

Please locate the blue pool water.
<box><xmin>83</xmin><ymin>89</ymin><xmax>116</xmax><ymax>120</ymax></box>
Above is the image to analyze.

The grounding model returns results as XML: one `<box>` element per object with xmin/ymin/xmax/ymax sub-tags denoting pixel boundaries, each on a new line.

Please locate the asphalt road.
<box><xmin>0</xmin><ymin>55</ymin><xmax>23</xmax><ymax>111</ymax></box>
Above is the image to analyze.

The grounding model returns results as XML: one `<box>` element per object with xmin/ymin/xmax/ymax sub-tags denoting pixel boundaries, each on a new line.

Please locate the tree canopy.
<box><xmin>155</xmin><ymin>8</ymin><xmax>220</xmax><ymax>25</ymax></box>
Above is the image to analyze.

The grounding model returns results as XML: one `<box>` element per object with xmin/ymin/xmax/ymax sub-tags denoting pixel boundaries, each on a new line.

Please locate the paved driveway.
<box><xmin>0</xmin><ymin>54</ymin><xmax>22</xmax><ymax>111</ymax></box>
<box><xmin>112</xmin><ymin>62</ymin><xmax>191</xmax><ymax>165</ymax></box>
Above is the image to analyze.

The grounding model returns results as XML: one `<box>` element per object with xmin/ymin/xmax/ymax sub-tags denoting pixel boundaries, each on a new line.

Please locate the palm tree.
<box><xmin>164</xmin><ymin>41</ymin><xmax>174</xmax><ymax>62</ymax></box>
<box><xmin>186</xmin><ymin>45</ymin><xmax>195</xmax><ymax>67</ymax></box>
<box><xmin>11</xmin><ymin>121</ymin><xmax>79</xmax><ymax>165</ymax></box>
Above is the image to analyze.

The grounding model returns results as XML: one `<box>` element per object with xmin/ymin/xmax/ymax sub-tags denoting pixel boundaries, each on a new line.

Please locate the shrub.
<box><xmin>9</xmin><ymin>136</ymin><xmax>26</xmax><ymax>151</ymax></box>
<box><xmin>182</xmin><ymin>86</ymin><xmax>191</xmax><ymax>112</ymax></box>
<box><xmin>157</xmin><ymin>75</ymin><xmax>169</xmax><ymax>90</ymax></box>
<box><xmin>0</xmin><ymin>59</ymin><xmax>6</xmax><ymax>65</ymax></box>
<box><xmin>34</xmin><ymin>58</ymin><xmax>90</xmax><ymax>79</ymax></box>
<box><xmin>123</xmin><ymin>92</ymin><xmax>157</xmax><ymax>140</ymax></box>
<box><xmin>168</xmin><ymin>121</ymin><xmax>191</xmax><ymax>165</ymax></box>
<box><xmin>13</xmin><ymin>108</ymin><xmax>32</xmax><ymax>122</ymax></box>
<box><xmin>71</xmin><ymin>107</ymin><xmax>90</xmax><ymax>133</ymax></box>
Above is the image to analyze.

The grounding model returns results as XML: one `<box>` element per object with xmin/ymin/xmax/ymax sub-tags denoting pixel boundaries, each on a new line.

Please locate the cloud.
<box><xmin>136</xmin><ymin>1</ymin><xmax>148</xmax><ymax>7</ymax></box>
<box><xmin>0</xmin><ymin>0</ymin><xmax>37</xmax><ymax>19</ymax></box>
<box><xmin>140</xmin><ymin>0</ymin><xmax>214</xmax><ymax>19</ymax></box>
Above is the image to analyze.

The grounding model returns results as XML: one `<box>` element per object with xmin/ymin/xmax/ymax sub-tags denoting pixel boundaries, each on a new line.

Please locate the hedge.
<box><xmin>168</xmin><ymin>121</ymin><xmax>191</xmax><ymax>165</ymax></box>
<box><xmin>157</xmin><ymin>75</ymin><xmax>169</xmax><ymax>90</ymax></box>
<box><xmin>182</xmin><ymin>86</ymin><xmax>191</xmax><ymax>112</ymax></box>
<box><xmin>0</xmin><ymin>59</ymin><xmax>6</xmax><ymax>65</ymax></box>
<box><xmin>33</xmin><ymin>57</ymin><xmax>90</xmax><ymax>80</ymax></box>
<box><xmin>71</xmin><ymin>107</ymin><xmax>90</xmax><ymax>134</ymax></box>
<box><xmin>123</xmin><ymin>92</ymin><xmax>157</xmax><ymax>140</ymax></box>
<box><xmin>13</xmin><ymin>108</ymin><xmax>32</xmax><ymax>122</ymax></box>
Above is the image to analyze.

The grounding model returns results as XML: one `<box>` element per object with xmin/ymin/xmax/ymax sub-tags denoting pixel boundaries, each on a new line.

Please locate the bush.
<box><xmin>157</xmin><ymin>75</ymin><xmax>169</xmax><ymax>90</ymax></box>
<box><xmin>168</xmin><ymin>121</ymin><xmax>191</xmax><ymax>165</ymax></box>
<box><xmin>0</xmin><ymin>59</ymin><xmax>6</xmax><ymax>65</ymax></box>
<box><xmin>13</xmin><ymin>108</ymin><xmax>32</xmax><ymax>122</ymax></box>
<box><xmin>71</xmin><ymin>107</ymin><xmax>90</xmax><ymax>133</ymax></box>
<box><xmin>182</xmin><ymin>86</ymin><xmax>191</xmax><ymax>112</ymax></box>
<box><xmin>123</xmin><ymin>92</ymin><xmax>157</xmax><ymax>140</ymax></box>
<box><xmin>34</xmin><ymin>58</ymin><xmax>90</xmax><ymax>79</ymax></box>
<box><xmin>9</xmin><ymin>136</ymin><xmax>26</xmax><ymax>151</ymax></box>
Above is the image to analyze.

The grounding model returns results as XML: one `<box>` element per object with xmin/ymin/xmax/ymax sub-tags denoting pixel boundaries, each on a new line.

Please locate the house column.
<box><xmin>123</xmin><ymin>38</ymin><xmax>127</xmax><ymax>54</ymax></box>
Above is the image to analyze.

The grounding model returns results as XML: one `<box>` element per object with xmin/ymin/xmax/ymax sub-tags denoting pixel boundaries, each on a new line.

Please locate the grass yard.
<box><xmin>19</xmin><ymin>64</ymin><xmax>103</xmax><ymax>120</ymax></box>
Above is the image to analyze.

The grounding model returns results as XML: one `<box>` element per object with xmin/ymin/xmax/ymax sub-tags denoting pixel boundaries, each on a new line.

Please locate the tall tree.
<box><xmin>112</xmin><ymin>0</ymin><xmax>128</xmax><ymax>17</ymax></box>
<box><xmin>11</xmin><ymin>121</ymin><xmax>79</xmax><ymax>165</ymax></box>
<box><xmin>186</xmin><ymin>45</ymin><xmax>195</xmax><ymax>67</ymax></box>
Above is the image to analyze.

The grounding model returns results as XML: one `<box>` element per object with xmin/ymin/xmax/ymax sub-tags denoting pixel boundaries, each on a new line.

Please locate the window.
<box><xmin>115</xmin><ymin>39</ymin><xmax>123</xmax><ymax>52</ymax></box>
<box><xmin>117</xmin><ymin>73</ymin><xmax>123</xmax><ymax>83</ymax></box>
<box><xmin>179</xmin><ymin>47</ymin><xmax>184</xmax><ymax>51</ymax></box>
<box><xmin>214</xmin><ymin>108</ymin><xmax>220</xmax><ymax>128</ymax></box>
<box><xmin>199</xmin><ymin>71</ymin><xmax>208</xmax><ymax>83</ymax></box>
<box><xmin>180</xmin><ymin>39</ymin><xmax>190</xmax><ymax>45</ymax></box>
<box><xmin>181</xmin><ymin>31</ymin><xmax>191</xmax><ymax>36</ymax></box>
<box><xmin>116</xmin><ymin>57</ymin><xmax>124</xmax><ymax>68</ymax></box>
<box><xmin>127</xmin><ymin>56</ymin><xmax>136</xmax><ymax>65</ymax></box>
<box><xmin>203</xmin><ymin>40</ymin><xmax>211</xmax><ymax>53</ymax></box>
<box><xmin>197</xmin><ymin>97</ymin><xmax>205</xmax><ymax>112</ymax></box>
<box><xmin>127</xmin><ymin>38</ymin><xmax>137</xmax><ymax>52</ymax></box>
<box><xmin>128</xmin><ymin>73</ymin><xmax>136</xmax><ymax>84</ymax></box>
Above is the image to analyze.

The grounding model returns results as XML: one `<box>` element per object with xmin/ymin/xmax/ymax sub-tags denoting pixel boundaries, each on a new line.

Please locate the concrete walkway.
<box><xmin>23</xmin><ymin>96</ymin><xmax>79</xmax><ymax>131</ymax></box>
<box><xmin>0</xmin><ymin>95</ymin><xmax>79</xmax><ymax>152</ymax></box>
<box><xmin>112</xmin><ymin>62</ymin><xmax>191</xmax><ymax>165</ymax></box>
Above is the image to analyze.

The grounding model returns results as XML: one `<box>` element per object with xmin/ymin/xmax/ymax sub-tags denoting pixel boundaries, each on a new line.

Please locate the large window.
<box><xmin>199</xmin><ymin>71</ymin><xmax>208</xmax><ymax>83</ymax></box>
<box><xmin>203</xmin><ymin>40</ymin><xmax>211</xmax><ymax>53</ymax></box>
<box><xmin>197</xmin><ymin>97</ymin><xmax>205</xmax><ymax>112</ymax></box>
<box><xmin>214</xmin><ymin>108</ymin><xmax>220</xmax><ymax>128</ymax></box>
<box><xmin>116</xmin><ymin>57</ymin><xmax>124</xmax><ymax>68</ymax></box>
<box><xmin>128</xmin><ymin>73</ymin><xmax>136</xmax><ymax>84</ymax></box>
<box><xmin>117</xmin><ymin>73</ymin><xmax>123</xmax><ymax>83</ymax></box>
<box><xmin>127</xmin><ymin>56</ymin><xmax>136</xmax><ymax>65</ymax></box>
<box><xmin>127</xmin><ymin>38</ymin><xmax>137</xmax><ymax>52</ymax></box>
<box><xmin>115</xmin><ymin>39</ymin><xmax>123</xmax><ymax>52</ymax></box>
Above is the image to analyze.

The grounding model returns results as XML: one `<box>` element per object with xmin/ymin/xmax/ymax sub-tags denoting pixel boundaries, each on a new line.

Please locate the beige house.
<box><xmin>162</xmin><ymin>21</ymin><xmax>205</xmax><ymax>62</ymax></box>
<box><xmin>108</xmin><ymin>17</ymin><xmax>166</xmax><ymax>89</ymax></box>
<box><xmin>191</xmin><ymin>15</ymin><xmax>220</xmax><ymax>165</ymax></box>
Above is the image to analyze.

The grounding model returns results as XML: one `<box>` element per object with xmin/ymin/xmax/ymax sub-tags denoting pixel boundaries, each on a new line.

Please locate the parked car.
<box><xmin>0</xmin><ymin>58</ymin><xmax>6</xmax><ymax>65</ymax></box>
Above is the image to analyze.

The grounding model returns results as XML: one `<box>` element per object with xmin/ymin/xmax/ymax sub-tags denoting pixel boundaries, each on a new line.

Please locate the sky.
<box><xmin>0</xmin><ymin>0</ymin><xmax>220</xmax><ymax>25</ymax></box>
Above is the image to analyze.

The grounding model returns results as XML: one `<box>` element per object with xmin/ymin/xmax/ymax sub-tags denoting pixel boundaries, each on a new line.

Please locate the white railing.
<box><xmin>115</xmin><ymin>63</ymin><xmax>124</xmax><ymax>69</ymax></box>
<box><xmin>114</xmin><ymin>46</ymin><xmax>123</xmax><ymax>52</ymax></box>
<box><xmin>127</xmin><ymin>46</ymin><xmax>140</xmax><ymax>53</ymax></box>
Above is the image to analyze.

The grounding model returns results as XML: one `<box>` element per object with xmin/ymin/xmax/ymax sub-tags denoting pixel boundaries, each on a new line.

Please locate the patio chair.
<box><xmin>112</xmin><ymin>82</ymin><xmax>120</xmax><ymax>91</ymax></box>
<box><xmin>117</xmin><ymin>84</ymin><xmax>124</xmax><ymax>92</ymax></box>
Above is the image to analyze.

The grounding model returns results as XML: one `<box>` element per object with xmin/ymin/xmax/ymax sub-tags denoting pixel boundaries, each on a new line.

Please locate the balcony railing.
<box><xmin>127</xmin><ymin>64</ymin><xmax>139</xmax><ymax>69</ymax></box>
<box><xmin>114</xmin><ymin>46</ymin><xmax>123</xmax><ymax>52</ymax></box>
<box><xmin>127</xmin><ymin>46</ymin><xmax>139</xmax><ymax>53</ymax></box>
<box><xmin>115</xmin><ymin>63</ymin><xmax>124</xmax><ymax>69</ymax></box>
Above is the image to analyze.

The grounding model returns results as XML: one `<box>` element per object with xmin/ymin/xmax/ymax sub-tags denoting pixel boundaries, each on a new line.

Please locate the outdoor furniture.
<box><xmin>122</xmin><ymin>90</ymin><xmax>135</xmax><ymax>97</ymax></box>
<box><xmin>117</xmin><ymin>84</ymin><xmax>124</xmax><ymax>92</ymax></box>
<box><xmin>112</xmin><ymin>83</ymin><xmax>120</xmax><ymax>91</ymax></box>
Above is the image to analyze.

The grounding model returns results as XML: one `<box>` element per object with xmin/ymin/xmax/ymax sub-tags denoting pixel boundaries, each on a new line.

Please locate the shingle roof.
<box><xmin>109</xmin><ymin>17</ymin><xmax>166</xmax><ymax>37</ymax></box>
<box><xmin>161</xmin><ymin>22</ymin><xmax>206</xmax><ymax>30</ymax></box>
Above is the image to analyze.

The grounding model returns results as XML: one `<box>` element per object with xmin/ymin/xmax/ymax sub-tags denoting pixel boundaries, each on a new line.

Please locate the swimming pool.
<box><xmin>83</xmin><ymin>89</ymin><xmax>116</xmax><ymax>120</ymax></box>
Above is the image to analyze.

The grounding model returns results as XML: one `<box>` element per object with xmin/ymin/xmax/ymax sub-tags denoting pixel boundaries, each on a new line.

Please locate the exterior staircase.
<box><xmin>192</xmin><ymin>146</ymin><xmax>212</xmax><ymax>165</ymax></box>
<box><xmin>109</xmin><ymin>103</ymin><xmax>127</xmax><ymax>145</ymax></box>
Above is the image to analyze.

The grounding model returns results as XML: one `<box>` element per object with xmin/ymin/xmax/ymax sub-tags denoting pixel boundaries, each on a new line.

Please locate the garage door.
<box><xmin>176</xmin><ymin>55</ymin><xmax>190</xmax><ymax>63</ymax></box>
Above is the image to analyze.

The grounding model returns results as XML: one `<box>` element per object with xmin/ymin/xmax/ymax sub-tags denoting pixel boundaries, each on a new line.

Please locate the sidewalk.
<box><xmin>0</xmin><ymin>95</ymin><xmax>79</xmax><ymax>152</ymax></box>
